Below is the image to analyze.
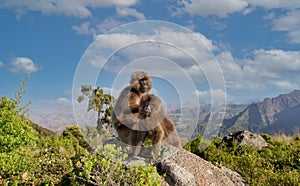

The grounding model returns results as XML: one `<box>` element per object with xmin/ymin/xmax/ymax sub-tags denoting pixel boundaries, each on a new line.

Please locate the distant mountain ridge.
<box><xmin>221</xmin><ymin>90</ymin><xmax>300</xmax><ymax>135</ymax></box>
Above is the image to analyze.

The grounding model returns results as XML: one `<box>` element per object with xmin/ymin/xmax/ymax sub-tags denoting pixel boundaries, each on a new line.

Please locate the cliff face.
<box><xmin>262</xmin><ymin>104</ymin><xmax>300</xmax><ymax>135</ymax></box>
<box><xmin>221</xmin><ymin>90</ymin><xmax>300</xmax><ymax>135</ymax></box>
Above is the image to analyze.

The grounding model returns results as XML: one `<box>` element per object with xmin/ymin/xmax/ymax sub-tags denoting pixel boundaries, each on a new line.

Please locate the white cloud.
<box><xmin>56</xmin><ymin>97</ymin><xmax>70</xmax><ymax>104</ymax></box>
<box><xmin>89</xmin><ymin>29</ymin><xmax>220</xmax><ymax>85</ymax></box>
<box><xmin>246</xmin><ymin>0</ymin><xmax>300</xmax><ymax>10</ymax></box>
<box><xmin>263</xmin><ymin>12</ymin><xmax>276</xmax><ymax>20</ymax></box>
<box><xmin>272</xmin><ymin>10</ymin><xmax>300</xmax><ymax>43</ymax></box>
<box><xmin>178</xmin><ymin>0</ymin><xmax>300</xmax><ymax>18</ymax></box>
<box><xmin>116</xmin><ymin>7</ymin><xmax>145</xmax><ymax>20</ymax></box>
<box><xmin>9</xmin><ymin>57</ymin><xmax>39</xmax><ymax>74</ymax></box>
<box><xmin>179</xmin><ymin>0</ymin><xmax>248</xmax><ymax>17</ymax></box>
<box><xmin>72</xmin><ymin>18</ymin><xmax>123</xmax><ymax>35</ymax></box>
<box><xmin>89</xmin><ymin>55</ymin><xmax>108</xmax><ymax>68</ymax></box>
<box><xmin>194</xmin><ymin>89</ymin><xmax>230</xmax><ymax>105</ymax></box>
<box><xmin>93</xmin><ymin>29</ymin><xmax>218</xmax><ymax>56</ymax></box>
<box><xmin>102</xmin><ymin>87</ymin><xmax>121</xmax><ymax>98</ymax></box>
<box><xmin>72</xmin><ymin>22</ymin><xmax>95</xmax><ymax>35</ymax></box>
<box><xmin>252</xmin><ymin>49</ymin><xmax>300</xmax><ymax>73</ymax></box>
<box><xmin>97</xmin><ymin>17</ymin><xmax>123</xmax><ymax>33</ymax></box>
<box><xmin>176</xmin><ymin>0</ymin><xmax>300</xmax><ymax>44</ymax></box>
<box><xmin>84</xmin><ymin>23</ymin><xmax>300</xmax><ymax>94</ymax></box>
<box><xmin>268</xmin><ymin>81</ymin><xmax>299</xmax><ymax>90</ymax></box>
<box><xmin>216</xmin><ymin>49</ymin><xmax>300</xmax><ymax>91</ymax></box>
<box><xmin>1</xmin><ymin>0</ymin><xmax>139</xmax><ymax>18</ymax></box>
<box><xmin>0</xmin><ymin>60</ymin><xmax>4</xmax><ymax>67</ymax></box>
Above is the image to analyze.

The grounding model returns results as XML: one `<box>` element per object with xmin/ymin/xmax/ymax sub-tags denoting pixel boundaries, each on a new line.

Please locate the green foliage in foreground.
<box><xmin>184</xmin><ymin>134</ymin><xmax>300</xmax><ymax>186</ymax></box>
<box><xmin>65</xmin><ymin>144</ymin><xmax>162</xmax><ymax>186</ymax></box>
<box><xmin>0</xmin><ymin>96</ymin><xmax>162</xmax><ymax>185</ymax></box>
<box><xmin>0</xmin><ymin>97</ymin><xmax>37</xmax><ymax>153</ymax></box>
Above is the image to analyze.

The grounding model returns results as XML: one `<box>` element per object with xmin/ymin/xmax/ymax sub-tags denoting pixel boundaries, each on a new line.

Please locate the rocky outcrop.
<box><xmin>155</xmin><ymin>146</ymin><xmax>248</xmax><ymax>186</ymax></box>
<box><xmin>105</xmin><ymin>138</ymin><xmax>249</xmax><ymax>185</ymax></box>
<box><xmin>222</xmin><ymin>130</ymin><xmax>268</xmax><ymax>150</ymax></box>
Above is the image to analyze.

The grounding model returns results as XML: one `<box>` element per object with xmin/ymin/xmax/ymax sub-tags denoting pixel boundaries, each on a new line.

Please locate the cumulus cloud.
<box><xmin>9</xmin><ymin>57</ymin><xmax>39</xmax><ymax>74</ymax></box>
<box><xmin>116</xmin><ymin>7</ymin><xmax>145</xmax><ymax>20</ymax></box>
<box><xmin>88</xmin><ymin>28</ymin><xmax>220</xmax><ymax>86</ymax></box>
<box><xmin>72</xmin><ymin>12</ymin><xmax>143</xmax><ymax>36</ymax></box>
<box><xmin>272</xmin><ymin>10</ymin><xmax>300</xmax><ymax>43</ymax></box>
<box><xmin>268</xmin><ymin>81</ymin><xmax>299</xmax><ymax>90</ymax></box>
<box><xmin>72</xmin><ymin>22</ymin><xmax>95</xmax><ymax>35</ymax></box>
<box><xmin>178</xmin><ymin>0</ymin><xmax>300</xmax><ymax>17</ymax></box>
<box><xmin>93</xmin><ymin>29</ymin><xmax>217</xmax><ymax>56</ymax></box>
<box><xmin>96</xmin><ymin>17</ymin><xmax>123</xmax><ymax>33</ymax></box>
<box><xmin>102</xmin><ymin>87</ymin><xmax>121</xmax><ymax>98</ymax></box>
<box><xmin>176</xmin><ymin>0</ymin><xmax>300</xmax><ymax>43</ymax></box>
<box><xmin>79</xmin><ymin>22</ymin><xmax>300</xmax><ymax>97</ymax></box>
<box><xmin>1</xmin><ymin>0</ymin><xmax>138</xmax><ymax>18</ymax></box>
<box><xmin>72</xmin><ymin>18</ymin><xmax>124</xmax><ymax>35</ymax></box>
<box><xmin>56</xmin><ymin>97</ymin><xmax>70</xmax><ymax>104</ymax></box>
<box><xmin>246</xmin><ymin>0</ymin><xmax>300</xmax><ymax>10</ymax></box>
<box><xmin>194</xmin><ymin>89</ymin><xmax>230</xmax><ymax>105</ymax></box>
<box><xmin>216</xmin><ymin>49</ymin><xmax>300</xmax><ymax>91</ymax></box>
<box><xmin>179</xmin><ymin>0</ymin><xmax>248</xmax><ymax>17</ymax></box>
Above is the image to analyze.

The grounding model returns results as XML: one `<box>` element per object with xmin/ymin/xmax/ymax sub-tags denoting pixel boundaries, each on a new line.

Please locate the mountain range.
<box><xmin>220</xmin><ymin>90</ymin><xmax>300</xmax><ymax>135</ymax></box>
<box><xmin>30</xmin><ymin>90</ymin><xmax>300</xmax><ymax>136</ymax></box>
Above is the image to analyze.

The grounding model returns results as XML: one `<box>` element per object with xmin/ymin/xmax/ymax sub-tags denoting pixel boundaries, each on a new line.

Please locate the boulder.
<box><xmin>223</xmin><ymin>130</ymin><xmax>268</xmax><ymax>149</ymax></box>
<box><xmin>156</xmin><ymin>146</ymin><xmax>249</xmax><ymax>186</ymax></box>
<box><xmin>105</xmin><ymin>138</ymin><xmax>249</xmax><ymax>186</ymax></box>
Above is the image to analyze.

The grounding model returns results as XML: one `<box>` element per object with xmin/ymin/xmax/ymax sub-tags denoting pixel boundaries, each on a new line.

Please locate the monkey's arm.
<box><xmin>112</xmin><ymin>87</ymin><xmax>139</xmax><ymax>129</ymax></box>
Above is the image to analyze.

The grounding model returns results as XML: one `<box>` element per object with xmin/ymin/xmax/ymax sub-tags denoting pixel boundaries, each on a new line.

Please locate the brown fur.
<box><xmin>112</xmin><ymin>71</ymin><xmax>152</xmax><ymax>130</ymax></box>
<box><xmin>118</xmin><ymin>94</ymin><xmax>181</xmax><ymax>157</ymax></box>
<box><xmin>111</xmin><ymin>71</ymin><xmax>152</xmax><ymax>155</ymax></box>
<box><xmin>139</xmin><ymin>94</ymin><xmax>182</xmax><ymax>155</ymax></box>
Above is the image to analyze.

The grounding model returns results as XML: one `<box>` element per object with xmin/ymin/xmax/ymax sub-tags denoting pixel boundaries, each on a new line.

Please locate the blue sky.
<box><xmin>1</xmin><ymin>0</ymin><xmax>300</xmax><ymax>127</ymax></box>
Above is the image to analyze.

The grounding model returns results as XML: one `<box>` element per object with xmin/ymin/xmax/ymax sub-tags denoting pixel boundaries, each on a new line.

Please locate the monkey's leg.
<box><xmin>132</xmin><ymin>131</ymin><xmax>147</xmax><ymax>157</ymax></box>
<box><xmin>151</xmin><ymin>130</ymin><xmax>164</xmax><ymax>159</ymax></box>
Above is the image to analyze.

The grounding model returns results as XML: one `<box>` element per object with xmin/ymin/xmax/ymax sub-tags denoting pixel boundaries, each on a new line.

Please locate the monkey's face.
<box><xmin>141</xmin><ymin>101</ymin><xmax>152</xmax><ymax>117</ymax></box>
<box><xmin>138</xmin><ymin>78</ymin><xmax>149</xmax><ymax>93</ymax></box>
<box><xmin>130</xmin><ymin>71</ymin><xmax>152</xmax><ymax>93</ymax></box>
<box><xmin>140</xmin><ymin>94</ymin><xmax>161</xmax><ymax>118</ymax></box>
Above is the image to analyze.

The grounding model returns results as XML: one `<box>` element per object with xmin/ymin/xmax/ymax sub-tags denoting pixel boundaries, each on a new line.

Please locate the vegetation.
<box><xmin>77</xmin><ymin>85</ymin><xmax>114</xmax><ymax>131</ymax></box>
<box><xmin>3</xmin><ymin>77</ymin><xmax>300</xmax><ymax>185</ymax></box>
<box><xmin>66</xmin><ymin>144</ymin><xmax>162</xmax><ymax>185</ymax></box>
<box><xmin>0</xmin><ymin>78</ymin><xmax>162</xmax><ymax>185</ymax></box>
<box><xmin>184</xmin><ymin>134</ymin><xmax>300</xmax><ymax>186</ymax></box>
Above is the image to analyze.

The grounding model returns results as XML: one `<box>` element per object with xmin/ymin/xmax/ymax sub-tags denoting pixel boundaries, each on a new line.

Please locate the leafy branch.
<box><xmin>77</xmin><ymin>85</ymin><xmax>115</xmax><ymax>131</ymax></box>
<box><xmin>11</xmin><ymin>74</ymin><xmax>32</xmax><ymax>117</ymax></box>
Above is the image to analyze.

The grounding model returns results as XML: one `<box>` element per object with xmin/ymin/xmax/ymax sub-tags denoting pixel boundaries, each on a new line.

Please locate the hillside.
<box><xmin>262</xmin><ymin>104</ymin><xmax>300</xmax><ymax>135</ymax></box>
<box><xmin>221</xmin><ymin>90</ymin><xmax>300</xmax><ymax>135</ymax></box>
<box><xmin>29</xmin><ymin>121</ymin><xmax>57</xmax><ymax>138</ymax></box>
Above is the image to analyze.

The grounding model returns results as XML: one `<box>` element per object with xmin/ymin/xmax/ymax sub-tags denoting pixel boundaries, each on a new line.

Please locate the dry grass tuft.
<box><xmin>272</xmin><ymin>127</ymin><xmax>300</xmax><ymax>144</ymax></box>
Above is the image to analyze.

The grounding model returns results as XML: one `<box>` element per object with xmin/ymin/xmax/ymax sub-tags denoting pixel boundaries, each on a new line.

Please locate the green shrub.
<box><xmin>185</xmin><ymin>135</ymin><xmax>300</xmax><ymax>186</ymax></box>
<box><xmin>0</xmin><ymin>98</ymin><xmax>86</xmax><ymax>185</ymax></box>
<box><xmin>0</xmin><ymin>97</ymin><xmax>38</xmax><ymax>153</ymax></box>
<box><xmin>0</xmin><ymin>80</ymin><xmax>163</xmax><ymax>185</ymax></box>
<box><xmin>66</xmin><ymin>144</ymin><xmax>163</xmax><ymax>185</ymax></box>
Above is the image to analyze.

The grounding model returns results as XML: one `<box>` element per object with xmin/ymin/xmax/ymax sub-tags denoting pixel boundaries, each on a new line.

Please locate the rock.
<box><xmin>105</xmin><ymin>139</ymin><xmax>249</xmax><ymax>185</ymax></box>
<box><xmin>218</xmin><ymin>166</ymin><xmax>248</xmax><ymax>186</ymax></box>
<box><xmin>156</xmin><ymin>146</ymin><xmax>249</xmax><ymax>186</ymax></box>
<box><xmin>223</xmin><ymin>130</ymin><xmax>268</xmax><ymax>149</ymax></box>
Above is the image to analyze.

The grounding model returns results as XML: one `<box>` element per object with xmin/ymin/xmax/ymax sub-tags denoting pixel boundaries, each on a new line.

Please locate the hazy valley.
<box><xmin>30</xmin><ymin>90</ymin><xmax>300</xmax><ymax>138</ymax></box>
